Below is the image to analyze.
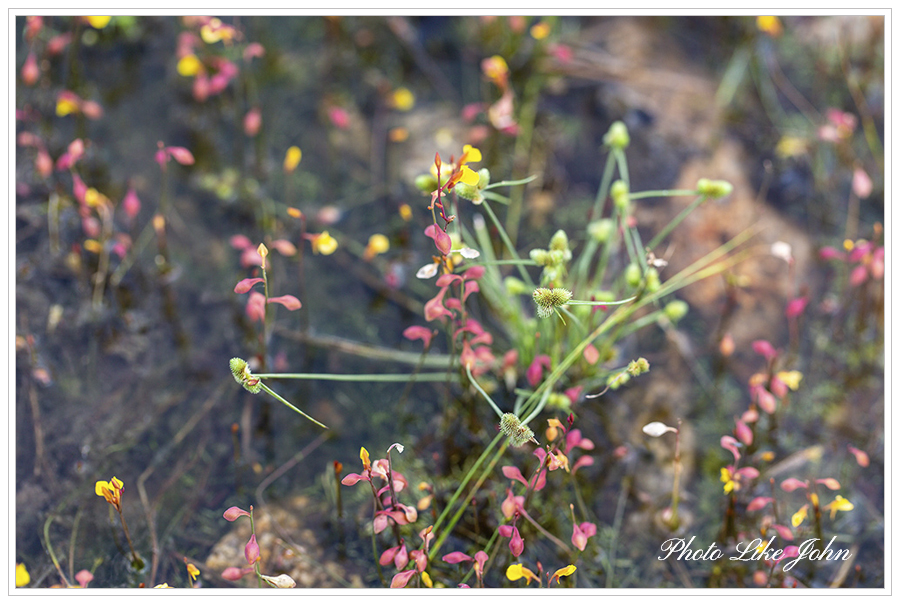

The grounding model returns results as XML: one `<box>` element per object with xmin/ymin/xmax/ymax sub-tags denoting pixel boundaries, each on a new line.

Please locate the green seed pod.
<box><xmin>548</xmin><ymin>249</ymin><xmax>566</xmax><ymax>266</ymax></box>
<box><xmin>588</xmin><ymin>219</ymin><xmax>614</xmax><ymax>243</ymax></box>
<box><xmin>645</xmin><ymin>267</ymin><xmax>660</xmax><ymax>293</ymax></box>
<box><xmin>696</xmin><ymin>178</ymin><xmax>734</xmax><ymax>199</ymax></box>
<box><xmin>499</xmin><ymin>413</ymin><xmax>538</xmax><ymax>447</ymax></box>
<box><xmin>664</xmin><ymin>299</ymin><xmax>689</xmax><ymax>322</ymax></box>
<box><xmin>627</xmin><ymin>357</ymin><xmax>650</xmax><ymax>376</ymax></box>
<box><xmin>549</xmin><ymin>229</ymin><xmax>569</xmax><ymax>252</ymax></box>
<box><xmin>455</xmin><ymin>182</ymin><xmax>484</xmax><ymax>204</ymax></box>
<box><xmin>604</xmin><ymin>120</ymin><xmax>630</xmax><ymax>149</ymax></box>
<box><xmin>607</xmin><ymin>371</ymin><xmax>631</xmax><ymax>390</ymax></box>
<box><xmin>530</xmin><ymin>249</ymin><xmax>551</xmax><ymax>266</ymax></box>
<box><xmin>230</xmin><ymin>357</ymin><xmax>262</xmax><ymax>394</ymax></box>
<box><xmin>415</xmin><ymin>174</ymin><xmax>439</xmax><ymax>193</ymax></box>
<box><xmin>477</xmin><ymin>168</ymin><xmax>491</xmax><ymax>189</ymax></box>
<box><xmin>504</xmin><ymin>276</ymin><xmax>528</xmax><ymax>296</ymax></box>
<box><xmin>611</xmin><ymin>180</ymin><xmax>630</xmax><ymax>212</ymax></box>
<box><xmin>546</xmin><ymin>392</ymin><xmax>572</xmax><ymax>412</ymax></box>
<box><xmin>624</xmin><ymin>263</ymin><xmax>642</xmax><ymax>288</ymax></box>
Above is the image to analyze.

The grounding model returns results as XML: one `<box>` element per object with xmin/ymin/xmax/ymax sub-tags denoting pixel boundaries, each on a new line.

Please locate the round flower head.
<box><xmin>532</xmin><ymin>287</ymin><xmax>572</xmax><ymax>318</ymax></box>
<box><xmin>500</xmin><ymin>413</ymin><xmax>538</xmax><ymax>447</ymax></box>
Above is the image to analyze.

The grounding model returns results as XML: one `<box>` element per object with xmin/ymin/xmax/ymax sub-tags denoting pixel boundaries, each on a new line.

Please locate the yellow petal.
<box><xmin>284</xmin><ymin>146</ymin><xmax>302</xmax><ymax>172</ymax></box>
<box><xmin>530</xmin><ymin>22</ymin><xmax>551</xmax><ymax>40</ymax></box>
<box><xmin>16</xmin><ymin>563</ymin><xmax>31</xmax><ymax>587</ymax></box>
<box><xmin>506</xmin><ymin>563</ymin><xmax>524</xmax><ymax>581</ymax></box>
<box><xmin>459</xmin><ymin>166</ymin><xmax>480</xmax><ymax>186</ymax></box>
<box><xmin>791</xmin><ymin>505</ymin><xmax>808</xmax><ymax>527</ymax></box>
<box><xmin>95</xmin><ymin>480</ymin><xmax>110</xmax><ymax>497</ymax></box>
<box><xmin>315</xmin><ymin>232</ymin><xmax>337</xmax><ymax>255</ymax></box>
<box><xmin>776</xmin><ymin>370</ymin><xmax>803</xmax><ymax>391</ymax></box>
<box><xmin>462</xmin><ymin>145</ymin><xmax>482</xmax><ymax>163</ymax></box>
<box><xmin>421</xmin><ymin>571</ymin><xmax>433</xmax><ymax>587</ymax></box>
<box><xmin>756</xmin><ymin>16</ymin><xmax>783</xmax><ymax>37</ymax></box>
<box><xmin>551</xmin><ymin>564</ymin><xmax>576</xmax><ymax>583</ymax></box>
<box><xmin>177</xmin><ymin>54</ymin><xmax>203</xmax><ymax>77</ymax></box>
<box><xmin>111</xmin><ymin>476</ymin><xmax>123</xmax><ymax>490</ymax></box>
<box><xmin>86</xmin><ymin>16</ymin><xmax>111</xmax><ymax>29</ymax></box>
<box><xmin>360</xmin><ymin>447</ymin><xmax>371</xmax><ymax>469</ymax></box>
<box><xmin>367</xmin><ymin>234</ymin><xmax>390</xmax><ymax>255</ymax></box>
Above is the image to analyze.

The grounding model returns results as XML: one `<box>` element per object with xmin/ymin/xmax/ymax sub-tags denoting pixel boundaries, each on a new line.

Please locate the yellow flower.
<box><xmin>390</xmin><ymin>87</ymin><xmax>415</xmax><ymax>111</ymax></box>
<box><xmin>388</xmin><ymin>127</ymin><xmax>409</xmax><ymax>142</ymax></box>
<box><xmin>791</xmin><ymin>504</ymin><xmax>808</xmax><ymax>527</ymax></box>
<box><xmin>775</xmin><ymin>136</ymin><xmax>807</xmax><ymax>159</ymax></box>
<box><xmin>461</xmin><ymin>144</ymin><xmax>482</xmax><ymax>164</ymax></box>
<box><xmin>530</xmin><ymin>22</ymin><xmax>551</xmax><ymax>40</ymax></box>
<box><xmin>200</xmin><ymin>18</ymin><xmax>235</xmax><ymax>44</ymax></box>
<box><xmin>398</xmin><ymin>204</ymin><xmax>413</xmax><ymax>222</ymax></box>
<box><xmin>177</xmin><ymin>54</ymin><xmax>203</xmax><ymax>77</ymax></box>
<box><xmin>83</xmin><ymin>239</ymin><xmax>103</xmax><ymax>254</ymax></box>
<box><xmin>186</xmin><ymin>562</ymin><xmax>200</xmax><ymax>581</ymax></box>
<box><xmin>287</xmin><ymin>207</ymin><xmax>302</xmax><ymax>219</ymax></box>
<box><xmin>311</xmin><ymin>231</ymin><xmax>337</xmax><ymax>255</ymax></box>
<box><xmin>756</xmin><ymin>16</ymin><xmax>783</xmax><ymax>37</ymax></box>
<box><xmin>506</xmin><ymin>563</ymin><xmax>539</xmax><ymax>585</ymax></box>
<box><xmin>823</xmin><ymin>495</ymin><xmax>854</xmax><ymax>520</ymax></box>
<box><xmin>360</xmin><ymin>447</ymin><xmax>371</xmax><ymax>471</ymax></box>
<box><xmin>16</xmin><ymin>563</ymin><xmax>30</xmax><ymax>587</ymax></box>
<box><xmin>421</xmin><ymin>571</ymin><xmax>433</xmax><ymax>587</ymax></box>
<box><xmin>153</xmin><ymin>583</ymin><xmax>172</xmax><ymax>588</ymax></box>
<box><xmin>86</xmin><ymin>16</ymin><xmax>111</xmax><ymax>29</ymax></box>
<box><xmin>776</xmin><ymin>370</ymin><xmax>803</xmax><ymax>391</ymax></box>
<box><xmin>720</xmin><ymin>467</ymin><xmax>736</xmax><ymax>494</ymax></box>
<box><xmin>56</xmin><ymin>97</ymin><xmax>80</xmax><ymax>117</ymax></box>
<box><xmin>95</xmin><ymin>476</ymin><xmax>124</xmax><ymax>511</ymax></box>
<box><xmin>284</xmin><ymin>146</ymin><xmax>302</xmax><ymax>173</ymax></box>
<box><xmin>365</xmin><ymin>234</ymin><xmax>390</xmax><ymax>258</ymax></box>
<box><xmin>482</xmin><ymin>55</ymin><xmax>509</xmax><ymax>84</ymax></box>
<box><xmin>458</xmin><ymin>165</ymin><xmax>480</xmax><ymax>186</ymax></box>
<box><xmin>551</xmin><ymin>564</ymin><xmax>576</xmax><ymax>584</ymax></box>
<box><xmin>84</xmin><ymin>188</ymin><xmax>109</xmax><ymax>208</ymax></box>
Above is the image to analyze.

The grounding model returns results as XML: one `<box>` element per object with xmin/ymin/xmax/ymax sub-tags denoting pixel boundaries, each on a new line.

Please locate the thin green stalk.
<box><xmin>428</xmin><ymin>436</ymin><xmax>508</xmax><ymax>561</ymax></box>
<box><xmin>258</xmin><ymin>383</ymin><xmax>328</xmax><ymax>429</ymax></box>
<box><xmin>646</xmin><ymin>194</ymin><xmax>708</xmax><ymax>251</ymax></box>
<box><xmin>466</xmin><ymin>364</ymin><xmax>504</xmax><ymax>419</ymax></box>
<box><xmin>254</xmin><ymin>372</ymin><xmax>455</xmax><ymax>382</ymax></box>
<box><xmin>629</xmin><ymin>189</ymin><xmax>699</xmax><ymax>200</ymax></box>
<box><xmin>483</xmin><ymin>175</ymin><xmax>539</xmax><ymax>191</ymax></box>
<box><xmin>480</xmin><ymin>199</ymin><xmax>535</xmax><ymax>289</ymax></box>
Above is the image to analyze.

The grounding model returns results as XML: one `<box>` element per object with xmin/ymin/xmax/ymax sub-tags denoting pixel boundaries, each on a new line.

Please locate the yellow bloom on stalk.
<box><xmin>551</xmin><ymin>564</ymin><xmax>576</xmax><ymax>584</ymax></box>
<box><xmin>506</xmin><ymin>563</ymin><xmax>539</xmax><ymax>585</ymax></box>
<box><xmin>421</xmin><ymin>571</ymin><xmax>433</xmax><ymax>587</ymax></box>
<box><xmin>200</xmin><ymin>18</ymin><xmax>235</xmax><ymax>44</ymax></box>
<box><xmin>95</xmin><ymin>476</ymin><xmax>124</xmax><ymax>511</ymax></box>
<box><xmin>776</xmin><ymin>370</ymin><xmax>803</xmax><ymax>391</ymax></box>
<box><xmin>775</xmin><ymin>136</ymin><xmax>807</xmax><ymax>159</ymax></box>
<box><xmin>186</xmin><ymin>562</ymin><xmax>200</xmax><ymax>581</ymax></box>
<box><xmin>360</xmin><ymin>447</ymin><xmax>371</xmax><ymax>471</ymax></box>
<box><xmin>177</xmin><ymin>54</ymin><xmax>203</xmax><ymax>77</ymax></box>
<box><xmin>86</xmin><ymin>16</ymin><xmax>111</xmax><ymax>29</ymax></box>
<box><xmin>311</xmin><ymin>232</ymin><xmax>337</xmax><ymax>255</ymax></box>
<box><xmin>257</xmin><ymin>243</ymin><xmax>269</xmax><ymax>261</ymax></box>
<box><xmin>756</xmin><ymin>16</ymin><xmax>783</xmax><ymax>37</ymax></box>
<box><xmin>530</xmin><ymin>21</ymin><xmax>551</xmax><ymax>40</ymax></box>
<box><xmin>720</xmin><ymin>467</ymin><xmax>736</xmax><ymax>494</ymax></box>
<box><xmin>792</xmin><ymin>504</ymin><xmax>808</xmax><ymax>527</ymax></box>
<box><xmin>56</xmin><ymin>96</ymin><xmax>80</xmax><ymax>117</ymax></box>
<box><xmin>15</xmin><ymin>563</ymin><xmax>30</xmax><ymax>587</ymax></box>
<box><xmin>482</xmin><ymin>55</ymin><xmax>509</xmax><ymax>84</ymax></box>
<box><xmin>398</xmin><ymin>203</ymin><xmax>413</xmax><ymax>221</ymax></box>
<box><xmin>84</xmin><ymin>188</ymin><xmax>109</xmax><ymax>208</ymax></box>
<box><xmin>390</xmin><ymin>87</ymin><xmax>415</xmax><ymax>111</ymax></box>
<box><xmin>364</xmin><ymin>234</ymin><xmax>390</xmax><ymax>259</ymax></box>
<box><xmin>824</xmin><ymin>495</ymin><xmax>854</xmax><ymax>520</ymax></box>
<box><xmin>83</xmin><ymin>240</ymin><xmax>103</xmax><ymax>254</ymax></box>
<box><xmin>284</xmin><ymin>146</ymin><xmax>302</xmax><ymax>173</ymax></box>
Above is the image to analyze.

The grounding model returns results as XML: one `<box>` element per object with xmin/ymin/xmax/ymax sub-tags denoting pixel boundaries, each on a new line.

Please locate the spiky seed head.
<box><xmin>499</xmin><ymin>413</ymin><xmax>538</xmax><ymax>447</ymax></box>
<box><xmin>533</xmin><ymin>287</ymin><xmax>572</xmax><ymax>318</ymax></box>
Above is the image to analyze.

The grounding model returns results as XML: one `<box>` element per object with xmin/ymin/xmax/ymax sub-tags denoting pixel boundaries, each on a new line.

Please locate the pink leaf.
<box><xmin>772</xmin><ymin>524</ymin><xmax>794</xmax><ymax>540</ymax></box>
<box><xmin>756</xmin><ymin>388</ymin><xmax>777</xmax><ymax>414</ymax></box>
<box><xmin>780</xmin><ymin>478</ymin><xmax>808</xmax><ymax>492</ymax></box>
<box><xmin>234</xmin><ymin>278</ymin><xmax>265</xmax><ymax>294</ymax></box>
<box><xmin>268</xmin><ymin>295</ymin><xmax>302</xmax><ymax>310</ymax></box>
<box><xmin>230</xmin><ymin>234</ymin><xmax>253</xmax><ymax>250</ymax></box>
<box><xmin>246</xmin><ymin>291</ymin><xmax>266</xmax><ymax>323</ymax></box>
<box><xmin>424</xmin><ymin>287</ymin><xmax>452</xmax><ymax>322</ymax></box>
<box><xmin>340</xmin><ymin>472</ymin><xmax>368</xmax><ymax>486</ymax></box>
<box><xmin>720</xmin><ymin>435</ymin><xmax>741</xmax><ymax>462</ymax></box>
<box><xmin>848</xmin><ymin>445</ymin><xmax>870</xmax><ymax>467</ymax></box>
<box><xmin>746</xmin><ymin>497</ymin><xmax>772</xmax><ymax>512</ymax></box>
<box><xmin>735</xmin><ymin>419</ymin><xmax>753</xmax><ymax>446</ymax></box>
<box><xmin>269</xmin><ymin>239</ymin><xmax>297</xmax><ymax>256</ymax></box>
<box><xmin>390</xmin><ymin>569</ymin><xmax>417</xmax><ymax>588</ymax></box>
<box><xmin>785</xmin><ymin>296</ymin><xmax>808</xmax><ymax>319</ymax></box>
<box><xmin>849</xmin><ymin>264</ymin><xmax>868</xmax><ymax>286</ymax></box>
<box><xmin>508</xmin><ymin>526</ymin><xmax>524</xmax><ymax>557</ymax></box>
<box><xmin>167</xmin><ymin>146</ymin><xmax>195</xmax><ymax>165</ymax></box>
<box><xmin>403</xmin><ymin>325</ymin><xmax>433</xmax><ymax>348</ymax></box>
<box><xmin>435</xmin><ymin>273</ymin><xmax>462</xmax><ymax>287</ymax></box>
<box><xmin>442</xmin><ymin>552</ymin><xmax>474</xmax><ymax>564</ymax></box>
<box><xmin>462</xmin><ymin>265</ymin><xmax>485</xmax><ymax>280</ymax></box>
<box><xmin>379</xmin><ymin>545</ymin><xmax>400</xmax><ymax>566</ymax></box>
<box><xmin>223</xmin><ymin>506</ymin><xmax>251</xmax><ymax>521</ymax></box>
<box><xmin>818</xmin><ymin>246</ymin><xmax>845</xmax><ymax>261</ymax></box>
<box><xmin>501</xmin><ymin>465</ymin><xmax>529</xmax><ymax>486</ymax></box>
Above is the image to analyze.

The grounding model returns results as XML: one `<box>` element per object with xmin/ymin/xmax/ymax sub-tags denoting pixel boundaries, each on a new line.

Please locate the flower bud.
<box><xmin>588</xmin><ymin>219</ymin><xmax>614</xmax><ymax>243</ymax></box>
<box><xmin>611</xmin><ymin>180</ymin><xmax>630</xmax><ymax>211</ymax></box>
<box><xmin>664</xmin><ymin>300</ymin><xmax>689</xmax><ymax>322</ymax></box>
<box><xmin>603</xmin><ymin>120</ymin><xmax>630</xmax><ymax>149</ymax></box>
<box><xmin>696</xmin><ymin>178</ymin><xmax>733</xmax><ymax>199</ymax></box>
<box><xmin>549</xmin><ymin>229</ymin><xmax>569</xmax><ymax>252</ymax></box>
<box><xmin>624</xmin><ymin>263</ymin><xmax>641</xmax><ymax>288</ymax></box>
<box><xmin>262</xmin><ymin>573</ymin><xmax>296</xmax><ymax>588</ymax></box>
<box><xmin>642</xmin><ymin>421</ymin><xmax>676</xmax><ymax>437</ymax></box>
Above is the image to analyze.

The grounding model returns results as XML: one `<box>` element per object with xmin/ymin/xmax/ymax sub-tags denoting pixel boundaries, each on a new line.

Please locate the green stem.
<box><xmin>259</xmin><ymin>383</ymin><xmax>328</xmax><ymax>429</ymax></box>
<box><xmin>646</xmin><ymin>194</ymin><xmax>709</xmax><ymax>251</ymax></box>
<box><xmin>465</xmin><ymin>364</ymin><xmax>504</xmax><ymax>419</ymax></box>
<box><xmin>254</xmin><ymin>372</ymin><xmax>455</xmax><ymax>382</ymax></box>
<box><xmin>480</xmin><ymin>200</ymin><xmax>535</xmax><ymax>289</ymax></box>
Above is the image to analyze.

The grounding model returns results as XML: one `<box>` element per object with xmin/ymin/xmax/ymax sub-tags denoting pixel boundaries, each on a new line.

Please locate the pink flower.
<box><xmin>501</xmin><ymin>488</ymin><xmax>525</xmax><ymax>518</ymax></box>
<box><xmin>526</xmin><ymin>354</ymin><xmax>551</xmax><ymax>387</ymax></box>
<box><xmin>442</xmin><ymin>551</ymin><xmax>473</xmax><ymax>564</ymax></box>
<box><xmin>403</xmin><ymin>325</ymin><xmax>434</xmax><ymax>348</ymax></box>
<box><xmin>571</xmin><ymin>521</ymin><xmax>596</xmax><ymax>551</ymax></box>
<box><xmin>221</xmin><ymin>566</ymin><xmax>253</xmax><ymax>581</ymax></box>
<box><xmin>780</xmin><ymin>478</ymin><xmax>808</xmax><ymax>492</ymax></box>
<box><xmin>424</xmin><ymin>286</ymin><xmax>452</xmax><ymax>322</ymax></box>
<box><xmin>785</xmin><ymin>296</ymin><xmax>808</xmax><ymax>319</ymax></box>
<box><xmin>502</xmin><ymin>465</ymin><xmax>529</xmax><ymax>487</ymax></box>
<box><xmin>74</xmin><ymin>569</ymin><xmax>94</xmax><ymax>588</ymax></box>
<box><xmin>848</xmin><ymin>445</ymin><xmax>870</xmax><ymax>467</ymax></box>
<box><xmin>234</xmin><ymin>278</ymin><xmax>265</xmax><ymax>294</ymax></box>
<box><xmin>328</xmin><ymin>106</ymin><xmax>350</xmax><ymax>129</ymax></box>
<box><xmin>424</xmin><ymin>224</ymin><xmax>452</xmax><ymax>255</ymax></box>
<box><xmin>122</xmin><ymin>188</ymin><xmax>141</xmax><ymax>220</ymax></box>
<box><xmin>244</xmin><ymin>534</ymin><xmax>260</xmax><ymax>565</ymax></box>
<box><xmin>746</xmin><ymin>497</ymin><xmax>772</xmax><ymax>512</ymax></box>
<box><xmin>498</xmin><ymin>524</ymin><xmax>524</xmax><ymax>557</ymax></box>
<box><xmin>852</xmin><ymin>168</ymin><xmax>873</xmax><ymax>198</ymax></box>
<box><xmin>734</xmin><ymin>419</ymin><xmax>753</xmax><ymax>446</ymax></box>
<box><xmin>752</xmin><ymin>340</ymin><xmax>777</xmax><ymax>362</ymax></box>
<box><xmin>223</xmin><ymin>506</ymin><xmax>251</xmax><ymax>521</ymax></box>
<box><xmin>243</xmin><ymin>107</ymin><xmax>262</xmax><ymax>137</ymax></box>
<box><xmin>720</xmin><ymin>435</ymin><xmax>741</xmax><ymax>462</ymax></box>
<box><xmin>155</xmin><ymin>142</ymin><xmax>195</xmax><ymax>171</ymax></box>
